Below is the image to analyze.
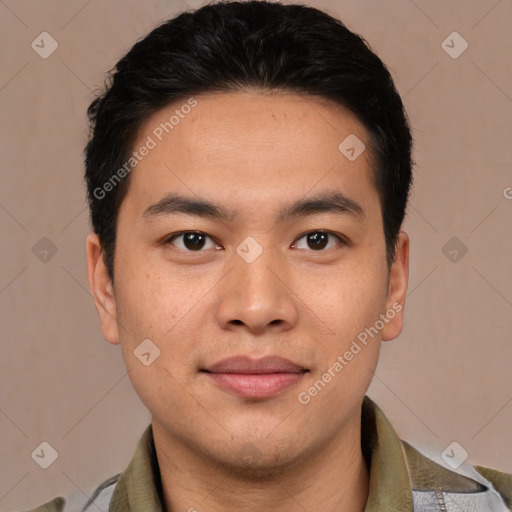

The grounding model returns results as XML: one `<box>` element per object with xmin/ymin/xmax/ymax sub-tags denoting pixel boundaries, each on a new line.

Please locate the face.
<box><xmin>87</xmin><ymin>91</ymin><xmax>408</xmax><ymax>472</ymax></box>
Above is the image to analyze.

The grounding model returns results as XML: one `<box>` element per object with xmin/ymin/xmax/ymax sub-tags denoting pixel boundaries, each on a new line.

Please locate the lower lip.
<box><xmin>204</xmin><ymin>372</ymin><xmax>305</xmax><ymax>399</ymax></box>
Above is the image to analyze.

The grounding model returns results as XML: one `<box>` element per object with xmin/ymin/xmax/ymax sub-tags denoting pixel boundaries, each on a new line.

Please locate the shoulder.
<box><xmin>402</xmin><ymin>440</ymin><xmax>512</xmax><ymax>511</ymax></box>
<box><xmin>20</xmin><ymin>475</ymin><xmax>120</xmax><ymax>512</ymax></box>
<box><xmin>474</xmin><ymin>464</ymin><xmax>512</xmax><ymax>508</ymax></box>
<box><xmin>21</xmin><ymin>497</ymin><xmax>65</xmax><ymax>512</ymax></box>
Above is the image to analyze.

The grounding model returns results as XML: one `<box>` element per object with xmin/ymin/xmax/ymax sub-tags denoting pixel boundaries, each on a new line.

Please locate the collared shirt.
<box><xmin>26</xmin><ymin>396</ymin><xmax>512</xmax><ymax>512</ymax></box>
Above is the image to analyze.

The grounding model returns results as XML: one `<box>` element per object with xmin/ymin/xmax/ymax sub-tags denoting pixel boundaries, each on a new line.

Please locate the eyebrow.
<box><xmin>142</xmin><ymin>191</ymin><xmax>364</xmax><ymax>224</ymax></box>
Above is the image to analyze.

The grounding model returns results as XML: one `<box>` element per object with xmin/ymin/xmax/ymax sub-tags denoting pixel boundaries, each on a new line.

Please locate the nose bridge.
<box><xmin>238</xmin><ymin>244</ymin><xmax>280</xmax><ymax>298</ymax></box>
<box><xmin>216</xmin><ymin>236</ymin><xmax>298</xmax><ymax>332</ymax></box>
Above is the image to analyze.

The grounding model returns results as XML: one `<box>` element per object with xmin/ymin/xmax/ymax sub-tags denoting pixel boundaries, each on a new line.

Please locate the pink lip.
<box><xmin>202</xmin><ymin>356</ymin><xmax>308</xmax><ymax>399</ymax></box>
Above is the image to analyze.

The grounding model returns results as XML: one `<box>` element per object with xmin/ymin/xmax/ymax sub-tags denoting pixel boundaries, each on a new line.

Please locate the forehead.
<box><xmin>122</xmin><ymin>91</ymin><xmax>378</xmax><ymax>220</ymax></box>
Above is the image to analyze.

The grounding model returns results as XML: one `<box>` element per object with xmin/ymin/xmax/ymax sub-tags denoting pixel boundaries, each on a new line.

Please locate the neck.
<box><xmin>152</xmin><ymin>411</ymin><xmax>370</xmax><ymax>512</ymax></box>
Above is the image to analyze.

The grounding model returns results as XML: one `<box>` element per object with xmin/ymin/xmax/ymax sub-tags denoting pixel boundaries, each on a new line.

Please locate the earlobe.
<box><xmin>382</xmin><ymin>231</ymin><xmax>409</xmax><ymax>342</ymax></box>
<box><xmin>86</xmin><ymin>233</ymin><xmax>120</xmax><ymax>345</ymax></box>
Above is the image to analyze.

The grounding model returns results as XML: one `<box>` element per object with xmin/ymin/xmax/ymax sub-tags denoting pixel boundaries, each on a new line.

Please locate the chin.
<box><xmin>216</xmin><ymin>447</ymin><xmax>305</xmax><ymax>481</ymax></box>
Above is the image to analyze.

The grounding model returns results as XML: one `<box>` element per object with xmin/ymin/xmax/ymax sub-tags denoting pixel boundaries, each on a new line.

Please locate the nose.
<box><xmin>215</xmin><ymin>243</ymin><xmax>299</xmax><ymax>335</ymax></box>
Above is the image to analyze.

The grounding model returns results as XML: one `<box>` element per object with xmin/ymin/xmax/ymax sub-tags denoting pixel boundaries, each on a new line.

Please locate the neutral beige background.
<box><xmin>1</xmin><ymin>0</ymin><xmax>511</xmax><ymax>510</ymax></box>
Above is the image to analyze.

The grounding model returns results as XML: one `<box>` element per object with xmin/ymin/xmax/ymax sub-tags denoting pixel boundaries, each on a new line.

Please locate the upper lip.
<box><xmin>203</xmin><ymin>356</ymin><xmax>308</xmax><ymax>374</ymax></box>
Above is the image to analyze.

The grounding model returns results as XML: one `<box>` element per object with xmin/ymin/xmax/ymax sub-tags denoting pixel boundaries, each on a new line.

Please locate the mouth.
<box><xmin>200</xmin><ymin>356</ymin><xmax>309</xmax><ymax>400</ymax></box>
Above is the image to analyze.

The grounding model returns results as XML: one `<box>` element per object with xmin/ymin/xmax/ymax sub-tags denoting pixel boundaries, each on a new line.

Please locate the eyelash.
<box><xmin>163</xmin><ymin>230</ymin><xmax>346</xmax><ymax>252</ymax></box>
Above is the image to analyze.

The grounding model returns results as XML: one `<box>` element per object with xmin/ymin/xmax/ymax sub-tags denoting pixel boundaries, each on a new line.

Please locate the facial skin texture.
<box><xmin>87</xmin><ymin>91</ymin><xmax>409</xmax><ymax>512</ymax></box>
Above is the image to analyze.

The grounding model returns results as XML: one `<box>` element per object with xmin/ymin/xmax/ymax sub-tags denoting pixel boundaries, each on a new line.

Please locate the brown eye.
<box><xmin>167</xmin><ymin>232</ymin><xmax>221</xmax><ymax>251</ymax></box>
<box><xmin>293</xmin><ymin>231</ymin><xmax>343</xmax><ymax>251</ymax></box>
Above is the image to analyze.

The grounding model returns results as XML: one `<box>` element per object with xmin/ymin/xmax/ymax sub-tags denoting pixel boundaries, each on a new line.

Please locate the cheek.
<box><xmin>295</xmin><ymin>270</ymin><xmax>385</xmax><ymax>416</ymax></box>
<box><xmin>301</xmin><ymin>262</ymin><xmax>389</xmax><ymax>341</ymax></box>
<box><xmin>113</xmin><ymin>263</ymin><xmax>202</xmax><ymax>419</ymax></box>
<box><xmin>113</xmin><ymin>252</ymin><xmax>213</xmax><ymax>379</ymax></box>
<box><xmin>114</xmin><ymin>250</ymin><xmax>184</xmax><ymax>335</ymax></box>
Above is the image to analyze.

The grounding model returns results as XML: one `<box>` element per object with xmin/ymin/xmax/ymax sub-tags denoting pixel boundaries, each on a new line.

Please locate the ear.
<box><xmin>382</xmin><ymin>231</ymin><xmax>409</xmax><ymax>341</ymax></box>
<box><xmin>86</xmin><ymin>233</ymin><xmax>120</xmax><ymax>345</ymax></box>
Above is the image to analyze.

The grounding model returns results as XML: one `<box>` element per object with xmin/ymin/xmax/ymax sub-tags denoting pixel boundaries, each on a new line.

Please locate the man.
<box><xmin>27</xmin><ymin>1</ymin><xmax>512</xmax><ymax>511</ymax></box>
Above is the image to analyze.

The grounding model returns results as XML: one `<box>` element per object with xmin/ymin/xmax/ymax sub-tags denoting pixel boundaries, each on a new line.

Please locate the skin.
<box><xmin>87</xmin><ymin>91</ymin><xmax>409</xmax><ymax>512</ymax></box>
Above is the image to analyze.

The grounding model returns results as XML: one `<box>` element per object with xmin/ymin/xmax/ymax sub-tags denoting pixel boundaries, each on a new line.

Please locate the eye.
<box><xmin>292</xmin><ymin>231</ymin><xmax>344</xmax><ymax>251</ymax></box>
<box><xmin>165</xmin><ymin>231</ymin><xmax>222</xmax><ymax>251</ymax></box>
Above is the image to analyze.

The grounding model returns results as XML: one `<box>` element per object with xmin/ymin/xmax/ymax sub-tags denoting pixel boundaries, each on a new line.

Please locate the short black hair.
<box><xmin>85</xmin><ymin>0</ymin><xmax>413</xmax><ymax>281</ymax></box>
